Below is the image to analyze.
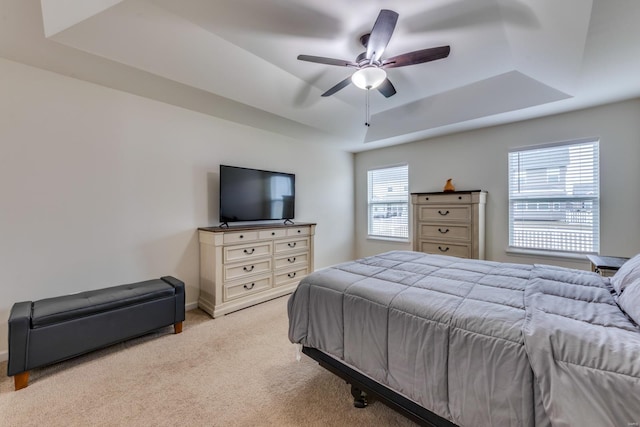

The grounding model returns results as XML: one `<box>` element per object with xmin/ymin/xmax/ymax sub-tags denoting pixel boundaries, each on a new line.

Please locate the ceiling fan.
<box><xmin>297</xmin><ymin>9</ymin><xmax>451</xmax><ymax>98</ymax></box>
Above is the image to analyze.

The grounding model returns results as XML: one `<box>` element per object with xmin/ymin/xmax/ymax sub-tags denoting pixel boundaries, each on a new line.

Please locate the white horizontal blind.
<box><xmin>368</xmin><ymin>165</ymin><xmax>409</xmax><ymax>239</ymax></box>
<box><xmin>508</xmin><ymin>139</ymin><xmax>600</xmax><ymax>254</ymax></box>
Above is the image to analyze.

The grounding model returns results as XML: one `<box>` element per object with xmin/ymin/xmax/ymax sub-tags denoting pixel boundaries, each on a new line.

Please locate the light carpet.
<box><xmin>0</xmin><ymin>296</ymin><xmax>417</xmax><ymax>426</ymax></box>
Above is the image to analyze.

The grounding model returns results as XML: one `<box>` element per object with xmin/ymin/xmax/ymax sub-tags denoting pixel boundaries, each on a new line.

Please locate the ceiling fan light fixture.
<box><xmin>351</xmin><ymin>67</ymin><xmax>386</xmax><ymax>90</ymax></box>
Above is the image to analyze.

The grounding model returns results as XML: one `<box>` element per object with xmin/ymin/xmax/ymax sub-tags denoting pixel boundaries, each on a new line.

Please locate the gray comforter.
<box><xmin>287</xmin><ymin>251</ymin><xmax>640</xmax><ymax>427</ymax></box>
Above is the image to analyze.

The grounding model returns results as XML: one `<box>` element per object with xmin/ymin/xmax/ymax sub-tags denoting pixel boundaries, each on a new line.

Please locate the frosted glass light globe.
<box><xmin>351</xmin><ymin>67</ymin><xmax>387</xmax><ymax>90</ymax></box>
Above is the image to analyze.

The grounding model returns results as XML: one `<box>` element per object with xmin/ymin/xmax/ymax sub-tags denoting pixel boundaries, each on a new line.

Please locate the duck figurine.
<box><xmin>443</xmin><ymin>178</ymin><xmax>455</xmax><ymax>192</ymax></box>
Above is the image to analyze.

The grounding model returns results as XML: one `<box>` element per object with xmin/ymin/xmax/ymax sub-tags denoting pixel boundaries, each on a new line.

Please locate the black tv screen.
<box><xmin>219</xmin><ymin>165</ymin><xmax>295</xmax><ymax>222</ymax></box>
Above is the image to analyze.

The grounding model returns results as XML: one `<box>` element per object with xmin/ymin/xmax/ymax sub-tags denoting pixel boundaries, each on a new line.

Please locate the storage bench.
<box><xmin>7</xmin><ymin>276</ymin><xmax>185</xmax><ymax>390</ymax></box>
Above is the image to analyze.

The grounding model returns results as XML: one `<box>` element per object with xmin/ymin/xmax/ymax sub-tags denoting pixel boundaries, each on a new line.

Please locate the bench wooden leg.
<box><xmin>174</xmin><ymin>321</ymin><xmax>183</xmax><ymax>334</ymax></box>
<box><xmin>14</xmin><ymin>371</ymin><xmax>29</xmax><ymax>391</ymax></box>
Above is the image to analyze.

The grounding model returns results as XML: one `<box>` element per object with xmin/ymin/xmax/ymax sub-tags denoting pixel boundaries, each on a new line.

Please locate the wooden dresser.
<box><xmin>198</xmin><ymin>222</ymin><xmax>315</xmax><ymax>318</ymax></box>
<box><xmin>412</xmin><ymin>191</ymin><xmax>486</xmax><ymax>259</ymax></box>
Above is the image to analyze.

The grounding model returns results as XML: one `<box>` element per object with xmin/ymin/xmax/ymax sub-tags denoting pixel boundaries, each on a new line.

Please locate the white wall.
<box><xmin>355</xmin><ymin>99</ymin><xmax>640</xmax><ymax>268</ymax></box>
<box><xmin>0</xmin><ymin>57</ymin><xmax>355</xmax><ymax>358</ymax></box>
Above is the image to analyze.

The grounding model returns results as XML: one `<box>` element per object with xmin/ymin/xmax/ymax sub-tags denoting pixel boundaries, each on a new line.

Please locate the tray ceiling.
<box><xmin>2</xmin><ymin>0</ymin><xmax>640</xmax><ymax>152</ymax></box>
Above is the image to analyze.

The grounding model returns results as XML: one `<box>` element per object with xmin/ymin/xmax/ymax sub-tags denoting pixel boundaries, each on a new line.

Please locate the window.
<box><xmin>508</xmin><ymin>139</ymin><xmax>599</xmax><ymax>254</ymax></box>
<box><xmin>368</xmin><ymin>165</ymin><xmax>409</xmax><ymax>240</ymax></box>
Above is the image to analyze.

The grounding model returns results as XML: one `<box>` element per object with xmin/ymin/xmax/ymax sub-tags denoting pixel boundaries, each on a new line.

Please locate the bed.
<box><xmin>287</xmin><ymin>251</ymin><xmax>640</xmax><ymax>426</ymax></box>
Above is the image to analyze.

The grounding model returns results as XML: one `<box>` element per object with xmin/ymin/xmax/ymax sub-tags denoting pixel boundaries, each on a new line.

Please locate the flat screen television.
<box><xmin>219</xmin><ymin>165</ymin><xmax>295</xmax><ymax>223</ymax></box>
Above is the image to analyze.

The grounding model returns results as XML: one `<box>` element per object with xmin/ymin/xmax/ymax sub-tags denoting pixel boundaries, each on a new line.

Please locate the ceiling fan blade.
<box><xmin>382</xmin><ymin>45</ymin><xmax>451</xmax><ymax>68</ymax></box>
<box><xmin>321</xmin><ymin>76</ymin><xmax>353</xmax><ymax>97</ymax></box>
<box><xmin>377</xmin><ymin>78</ymin><xmax>396</xmax><ymax>98</ymax></box>
<box><xmin>366</xmin><ymin>9</ymin><xmax>399</xmax><ymax>62</ymax></box>
<box><xmin>297</xmin><ymin>55</ymin><xmax>357</xmax><ymax>67</ymax></box>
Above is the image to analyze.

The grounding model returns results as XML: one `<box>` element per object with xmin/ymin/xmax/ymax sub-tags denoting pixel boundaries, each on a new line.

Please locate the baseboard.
<box><xmin>0</xmin><ymin>350</ymin><xmax>7</xmax><ymax>363</ymax></box>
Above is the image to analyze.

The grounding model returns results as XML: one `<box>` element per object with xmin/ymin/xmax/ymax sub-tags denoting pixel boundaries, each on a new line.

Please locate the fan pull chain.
<box><xmin>365</xmin><ymin>89</ymin><xmax>371</xmax><ymax>127</ymax></box>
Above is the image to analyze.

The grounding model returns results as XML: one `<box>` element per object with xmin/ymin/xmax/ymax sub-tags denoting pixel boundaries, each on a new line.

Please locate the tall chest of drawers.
<box><xmin>412</xmin><ymin>191</ymin><xmax>487</xmax><ymax>259</ymax></box>
<box><xmin>198</xmin><ymin>223</ymin><xmax>315</xmax><ymax>318</ymax></box>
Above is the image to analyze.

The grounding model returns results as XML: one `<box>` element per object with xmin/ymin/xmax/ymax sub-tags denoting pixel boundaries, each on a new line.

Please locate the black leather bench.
<box><xmin>7</xmin><ymin>276</ymin><xmax>185</xmax><ymax>390</ymax></box>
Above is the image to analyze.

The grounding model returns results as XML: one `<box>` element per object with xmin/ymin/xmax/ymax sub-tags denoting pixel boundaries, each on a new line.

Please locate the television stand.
<box><xmin>197</xmin><ymin>222</ymin><xmax>316</xmax><ymax>318</ymax></box>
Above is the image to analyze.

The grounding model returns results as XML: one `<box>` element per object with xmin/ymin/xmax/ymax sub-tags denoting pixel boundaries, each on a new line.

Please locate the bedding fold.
<box><xmin>524</xmin><ymin>266</ymin><xmax>640</xmax><ymax>426</ymax></box>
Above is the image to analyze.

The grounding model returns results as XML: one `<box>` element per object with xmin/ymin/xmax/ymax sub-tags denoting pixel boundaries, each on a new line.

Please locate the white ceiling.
<box><xmin>2</xmin><ymin>0</ymin><xmax>640</xmax><ymax>152</ymax></box>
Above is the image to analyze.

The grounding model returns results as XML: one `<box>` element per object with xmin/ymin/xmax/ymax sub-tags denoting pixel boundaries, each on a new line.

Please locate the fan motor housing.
<box><xmin>355</xmin><ymin>52</ymin><xmax>382</xmax><ymax>68</ymax></box>
<box><xmin>359</xmin><ymin>33</ymin><xmax>370</xmax><ymax>48</ymax></box>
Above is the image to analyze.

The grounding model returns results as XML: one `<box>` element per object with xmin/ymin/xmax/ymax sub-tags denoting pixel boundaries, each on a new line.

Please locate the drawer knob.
<box><xmin>288</xmin><ymin>272</ymin><xmax>297</xmax><ymax>278</ymax></box>
<box><xmin>297</xmin><ymin>230</ymin><xmax>301</xmax><ymax>233</ymax></box>
<box><xmin>243</xmin><ymin>265</ymin><xmax>255</xmax><ymax>272</ymax></box>
<box><xmin>272</xmin><ymin>232</ymin><xmax>275</xmax><ymax>236</ymax></box>
<box><xmin>243</xmin><ymin>248</ymin><xmax>255</xmax><ymax>255</ymax></box>
<box><xmin>288</xmin><ymin>257</ymin><xmax>296</xmax><ymax>263</ymax></box>
<box><xmin>425</xmin><ymin>197</ymin><xmax>429</xmax><ymax>200</ymax></box>
<box><xmin>243</xmin><ymin>283</ymin><xmax>255</xmax><ymax>290</ymax></box>
<box><xmin>438</xmin><ymin>228</ymin><xmax>449</xmax><ymax>234</ymax></box>
<box><xmin>438</xmin><ymin>246</ymin><xmax>450</xmax><ymax>252</ymax></box>
<box><xmin>288</xmin><ymin>242</ymin><xmax>297</xmax><ymax>248</ymax></box>
<box><xmin>239</xmin><ymin>235</ymin><xmax>244</xmax><ymax>239</ymax></box>
<box><xmin>438</xmin><ymin>210</ymin><xmax>450</xmax><ymax>216</ymax></box>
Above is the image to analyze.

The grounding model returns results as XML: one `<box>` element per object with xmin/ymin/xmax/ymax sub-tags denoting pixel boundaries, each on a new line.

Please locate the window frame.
<box><xmin>367</xmin><ymin>164</ymin><xmax>409</xmax><ymax>241</ymax></box>
<box><xmin>507</xmin><ymin>138</ymin><xmax>600</xmax><ymax>257</ymax></box>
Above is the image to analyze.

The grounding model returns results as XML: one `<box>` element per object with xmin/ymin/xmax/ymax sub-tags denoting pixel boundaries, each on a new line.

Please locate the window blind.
<box><xmin>508</xmin><ymin>139</ymin><xmax>600</xmax><ymax>254</ymax></box>
<box><xmin>368</xmin><ymin>165</ymin><xmax>409</xmax><ymax>239</ymax></box>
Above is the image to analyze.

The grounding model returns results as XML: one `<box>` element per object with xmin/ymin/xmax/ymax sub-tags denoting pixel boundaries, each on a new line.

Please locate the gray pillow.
<box><xmin>610</xmin><ymin>253</ymin><xmax>640</xmax><ymax>295</ymax></box>
<box><xmin>617</xmin><ymin>280</ymin><xmax>640</xmax><ymax>326</ymax></box>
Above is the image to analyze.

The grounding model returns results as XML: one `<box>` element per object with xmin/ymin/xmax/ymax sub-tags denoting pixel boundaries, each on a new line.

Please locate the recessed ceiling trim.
<box><xmin>41</xmin><ymin>0</ymin><xmax>124</xmax><ymax>37</ymax></box>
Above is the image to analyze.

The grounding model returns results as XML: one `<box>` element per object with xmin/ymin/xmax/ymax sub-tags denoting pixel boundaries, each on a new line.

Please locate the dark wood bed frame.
<box><xmin>302</xmin><ymin>346</ymin><xmax>458</xmax><ymax>427</ymax></box>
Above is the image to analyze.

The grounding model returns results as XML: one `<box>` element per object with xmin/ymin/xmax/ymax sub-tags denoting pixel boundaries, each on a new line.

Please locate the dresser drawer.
<box><xmin>417</xmin><ymin>241</ymin><xmax>471</xmax><ymax>258</ymax></box>
<box><xmin>259</xmin><ymin>228</ymin><xmax>287</xmax><ymax>239</ymax></box>
<box><xmin>417</xmin><ymin>205</ymin><xmax>471</xmax><ymax>222</ymax></box>
<box><xmin>224</xmin><ymin>242</ymin><xmax>272</xmax><ymax>263</ymax></box>
<box><xmin>413</xmin><ymin>193</ymin><xmax>472</xmax><ymax>204</ymax></box>
<box><xmin>287</xmin><ymin>227</ymin><xmax>310</xmax><ymax>237</ymax></box>
<box><xmin>274</xmin><ymin>266</ymin><xmax>308</xmax><ymax>287</ymax></box>
<box><xmin>224</xmin><ymin>275</ymin><xmax>271</xmax><ymax>302</ymax></box>
<box><xmin>224</xmin><ymin>258</ymin><xmax>272</xmax><ymax>282</ymax></box>
<box><xmin>275</xmin><ymin>237</ymin><xmax>309</xmax><ymax>254</ymax></box>
<box><xmin>418</xmin><ymin>223</ymin><xmax>470</xmax><ymax>241</ymax></box>
<box><xmin>274</xmin><ymin>252</ymin><xmax>309</xmax><ymax>270</ymax></box>
<box><xmin>223</xmin><ymin>231</ymin><xmax>259</xmax><ymax>244</ymax></box>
